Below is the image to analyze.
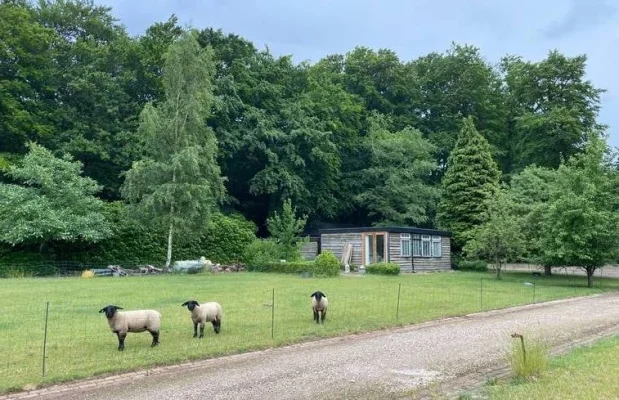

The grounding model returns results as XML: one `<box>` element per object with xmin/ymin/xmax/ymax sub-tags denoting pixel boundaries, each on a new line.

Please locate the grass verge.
<box><xmin>0</xmin><ymin>270</ymin><xmax>617</xmax><ymax>393</ymax></box>
<box><xmin>488</xmin><ymin>334</ymin><xmax>619</xmax><ymax>399</ymax></box>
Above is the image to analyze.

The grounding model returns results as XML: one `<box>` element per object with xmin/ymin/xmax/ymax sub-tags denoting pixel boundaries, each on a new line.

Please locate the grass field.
<box><xmin>1</xmin><ymin>270</ymin><xmax>617</xmax><ymax>393</ymax></box>
<box><xmin>487</xmin><ymin>334</ymin><xmax>619</xmax><ymax>399</ymax></box>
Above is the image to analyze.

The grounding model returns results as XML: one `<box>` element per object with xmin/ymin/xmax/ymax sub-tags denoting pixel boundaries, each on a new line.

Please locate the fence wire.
<box><xmin>0</xmin><ymin>270</ymin><xmax>604</xmax><ymax>393</ymax></box>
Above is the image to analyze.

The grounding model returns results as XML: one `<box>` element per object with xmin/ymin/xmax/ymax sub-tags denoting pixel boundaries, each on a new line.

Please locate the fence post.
<box><xmin>480</xmin><ymin>279</ymin><xmax>484</xmax><ymax>311</ymax></box>
<box><xmin>42</xmin><ymin>301</ymin><xmax>49</xmax><ymax>378</ymax></box>
<box><xmin>271</xmin><ymin>288</ymin><xmax>275</xmax><ymax>339</ymax></box>
<box><xmin>533</xmin><ymin>282</ymin><xmax>536</xmax><ymax>303</ymax></box>
<box><xmin>396</xmin><ymin>283</ymin><xmax>401</xmax><ymax>322</ymax></box>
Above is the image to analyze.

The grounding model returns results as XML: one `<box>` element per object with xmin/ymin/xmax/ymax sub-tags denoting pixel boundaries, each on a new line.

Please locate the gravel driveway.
<box><xmin>8</xmin><ymin>292</ymin><xmax>619</xmax><ymax>400</ymax></box>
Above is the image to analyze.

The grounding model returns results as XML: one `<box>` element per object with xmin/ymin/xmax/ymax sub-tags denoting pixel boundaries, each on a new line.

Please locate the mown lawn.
<box><xmin>487</xmin><ymin>334</ymin><xmax>619</xmax><ymax>399</ymax></box>
<box><xmin>0</xmin><ymin>270</ymin><xmax>617</xmax><ymax>393</ymax></box>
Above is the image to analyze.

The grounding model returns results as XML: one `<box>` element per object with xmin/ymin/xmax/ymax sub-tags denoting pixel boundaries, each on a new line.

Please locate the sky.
<box><xmin>99</xmin><ymin>0</ymin><xmax>619</xmax><ymax>147</ymax></box>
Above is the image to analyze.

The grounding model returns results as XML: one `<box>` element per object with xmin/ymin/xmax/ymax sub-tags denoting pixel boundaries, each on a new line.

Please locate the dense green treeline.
<box><xmin>0</xmin><ymin>0</ymin><xmax>613</xmax><ymax>275</ymax></box>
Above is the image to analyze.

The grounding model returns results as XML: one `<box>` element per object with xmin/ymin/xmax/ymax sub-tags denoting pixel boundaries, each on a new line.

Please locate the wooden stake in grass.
<box><xmin>511</xmin><ymin>332</ymin><xmax>526</xmax><ymax>364</ymax></box>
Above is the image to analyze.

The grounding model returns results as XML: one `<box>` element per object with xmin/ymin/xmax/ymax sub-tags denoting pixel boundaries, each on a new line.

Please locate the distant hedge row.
<box><xmin>246</xmin><ymin>251</ymin><xmax>340</xmax><ymax>277</ymax></box>
<box><xmin>0</xmin><ymin>204</ymin><xmax>257</xmax><ymax>276</ymax></box>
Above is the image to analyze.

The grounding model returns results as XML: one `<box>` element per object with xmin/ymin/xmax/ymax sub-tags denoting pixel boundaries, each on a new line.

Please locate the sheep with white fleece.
<box><xmin>181</xmin><ymin>300</ymin><xmax>222</xmax><ymax>338</ymax></box>
<box><xmin>99</xmin><ymin>305</ymin><xmax>161</xmax><ymax>351</ymax></box>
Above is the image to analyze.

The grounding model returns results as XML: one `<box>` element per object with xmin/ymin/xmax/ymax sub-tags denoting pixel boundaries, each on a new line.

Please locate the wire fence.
<box><xmin>0</xmin><ymin>270</ymin><xmax>609</xmax><ymax>393</ymax></box>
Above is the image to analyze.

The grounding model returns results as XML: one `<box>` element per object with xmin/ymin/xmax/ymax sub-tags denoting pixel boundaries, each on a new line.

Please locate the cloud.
<box><xmin>544</xmin><ymin>0</ymin><xmax>615</xmax><ymax>39</ymax></box>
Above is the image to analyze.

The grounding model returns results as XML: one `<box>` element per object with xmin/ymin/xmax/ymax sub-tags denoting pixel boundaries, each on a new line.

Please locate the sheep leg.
<box><xmin>193</xmin><ymin>322</ymin><xmax>198</xmax><ymax>338</ymax></box>
<box><xmin>149</xmin><ymin>330</ymin><xmax>160</xmax><ymax>347</ymax></box>
<box><xmin>321</xmin><ymin>310</ymin><xmax>327</xmax><ymax>323</ymax></box>
<box><xmin>313</xmin><ymin>309</ymin><xmax>319</xmax><ymax>323</ymax></box>
<box><xmin>212</xmin><ymin>319</ymin><xmax>221</xmax><ymax>334</ymax></box>
<box><xmin>199</xmin><ymin>322</ymin><xmax>205</xmax><ymax>338</ymax></box>
<box><xmin>116</xmin><ymin>332</ymin><xmax>126</xmax><ymax>351</ymax></box>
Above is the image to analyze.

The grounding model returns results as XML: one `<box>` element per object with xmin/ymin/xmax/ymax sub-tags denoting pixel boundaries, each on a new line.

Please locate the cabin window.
<box><xmin>432</xmin><ymin>236</ymin><xmax>442</xmax><ymax>257</ymax></box>
<box><xmin>421</xmin><ymin>235</ymin><xmax>431</xmax><ymax>257</ymax></box>
<box><xmin>400</xmin><ymin>233</ymin><xmax>411</xmax><ymax>257</ymax></box>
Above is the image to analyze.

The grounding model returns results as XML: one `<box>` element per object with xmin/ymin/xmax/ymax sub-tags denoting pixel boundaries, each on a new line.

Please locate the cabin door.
<box><xmin>363</xmin><ymin>232</ymin><xmax>387</xmax><ymax>265</ymax></box>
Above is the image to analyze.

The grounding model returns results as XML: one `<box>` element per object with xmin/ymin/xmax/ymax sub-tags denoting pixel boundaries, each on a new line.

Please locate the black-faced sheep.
<box><xmin>181</xmin><ymin>300</ymin><xmax>222</xmax><ymax>338</ymax></box>
<box><xmin>310</xmin><ymin>291</ymin><xmax>328</xmax><ymax>324</ymax></box>
<box><xmin>99</xmin><ymin>305</ymin><xmax>161</xmax><ymax>351</ymax></box>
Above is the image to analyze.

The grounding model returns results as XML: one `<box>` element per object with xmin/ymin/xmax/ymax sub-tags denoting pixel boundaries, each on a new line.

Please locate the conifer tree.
<box><xmin>437</xmin><ymin>117</ymin><xmax>500</xmax><ymax>249</ymax></box>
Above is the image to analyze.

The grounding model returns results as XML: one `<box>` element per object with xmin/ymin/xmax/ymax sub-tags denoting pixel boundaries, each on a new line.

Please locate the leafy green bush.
<box><xmin>458</xmin><ymin>260</ymin><xmax>488</xmax><ymax>272</ymax></box>
<box><xmin>313</xmin><ymin>251</ymin><xmax>341</xmax><ymax>277</ymax></box>
<box><xmin>244</xmin><ymin>239</ymin><xmax>282</xmax><ymax>268</ymax></box>
<box><xmin>246</xmin><ymin>260</ymin><xmax>315</xmax><ymax>274</ymax></box>
<box><xmin>200</xmin><ymin>213</ymin><xmax>257</xmax><ymax>264</ymax></box>
<box><xmin>366</xmin><ymin>262</ymin><xmax>400</xmax><ymax>275</ymax></box>
<box><xmin>246</xmin><ymin>250</ymin><xmax>340</xmax><ymax>277</ymax></box>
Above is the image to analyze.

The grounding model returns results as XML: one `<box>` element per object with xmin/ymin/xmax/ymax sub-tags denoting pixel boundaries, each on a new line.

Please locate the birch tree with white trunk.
<box><xmin>121</xmin><ymin>31</ymin><xmax>226</xmax><ymax>268</ymax></box>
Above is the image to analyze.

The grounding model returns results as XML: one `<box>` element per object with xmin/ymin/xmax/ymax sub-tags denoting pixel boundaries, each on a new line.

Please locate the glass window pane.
<box><xmin>376</xmin><ymin>234</ymin><xmax>385</xmax><ymax>263</ymax></box>
<box><xmin>401</xmin><ymin>238</ymin><xmax>411</xmax><ymax>257</ymax></box>
<box><xmin>422</xmin><ymin>241</ymin><xmax>431</xmax><ymax>257</ymax></box>
<box><xmin>365</xmin><ymin>235</ymin><xmax>374</xmax><ymax>265</ymax></box>
<box><xmin>413</xmin><ymin>238</ymin><xmax>421</xmax><ymax>256</ymax></box>
<box><xmin>432</xmin><ymin>241</ymin><xmax>441</xmax><ymax>257</ymax></box>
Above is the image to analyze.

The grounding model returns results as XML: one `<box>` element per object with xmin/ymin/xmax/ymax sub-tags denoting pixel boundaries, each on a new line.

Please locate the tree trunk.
<box><xmin>496</xmin><ymin>258</ymin><xmax>502</xmax><ymax>280</ymax></box>
<box><xmin>544</xmin><ymin>266</ymin><xmax>552</xmax><ymax>276</ymax></box>
<box><xmin>586</xmin><ymin>267</ymin><xmax>594</xmax><ymax>288</ymax></box>
<box><xmin>165</xmin><ymin>172</ymin><xmax>176</xmax><ymax>269</ymax></box>
<box><xmin>165</xmin><ymin>222</ymin><xmax>173</xmax><ymax>269</ymax></box>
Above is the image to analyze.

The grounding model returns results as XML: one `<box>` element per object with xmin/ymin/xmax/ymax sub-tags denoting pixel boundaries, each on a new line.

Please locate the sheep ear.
<box><xmin>114</xmin><ymin>306</ymin><xmax>123</xmax><ymax>310</ymax></box>
<box><xmin>181</xmin><ymin>301</ymin><xmax>189</xmax><ymax>307</ymax></box>
<box><xmin>194</xmin><ymin>301</ymin><xmax>200</xmax><ymax>306</ymax></box>
<box><xmin>98</xmin><ymin>308</ymin><xmax>106</xmax><ymax>313</ymax></box>
<box><xmin>310</xmin><ymin>292</ymin><xmax>317</xmax><ymax>297</ymax></box>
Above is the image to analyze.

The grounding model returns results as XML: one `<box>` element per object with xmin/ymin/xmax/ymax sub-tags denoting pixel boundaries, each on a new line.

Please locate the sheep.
<box><xmin>181</xmin><ymin>300</ymin><xmax>222</xmax><ymax>338</ymax></box>
<box><xmin>99</xmin><ymin>305</ymin><xmax>161</xmax><ymax>351</ymax></box>
<box><xmin>310</xmin><ymin>291</ymin><xmax>328</xmax><ymax>324</ymax></box>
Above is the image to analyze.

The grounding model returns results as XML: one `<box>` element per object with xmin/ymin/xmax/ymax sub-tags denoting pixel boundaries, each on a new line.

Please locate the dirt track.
<box><xmin>5</xmin><ymin>293</ymin><xmax>619</xmax><ymax>400</ymax></box>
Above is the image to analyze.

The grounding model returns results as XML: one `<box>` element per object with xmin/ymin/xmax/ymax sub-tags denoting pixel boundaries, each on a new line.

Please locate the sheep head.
<box><xmin>310</xmin><ymin>291</ymin><xmax>326</xmax><ymax>301</ymax></box>
<box><xmin>99</xmin><ymin>305</ymin><xmax>123</xmax><ymax>319</ymax></box>
<box><xmin>181</xmin><ymin>300</ymin><xmax>200</xmax><ymax>311</ymax></box>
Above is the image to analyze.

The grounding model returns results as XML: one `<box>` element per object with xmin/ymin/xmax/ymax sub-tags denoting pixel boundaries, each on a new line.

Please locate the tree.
<box><xmin>501</xmin><ymin>51</ymin><xmax>604</xmax><ymax>172</ymax></box>
<box><xmin>0</xmin><ymin>142</ymin><xmax>112</xmax><ymax>250</ymax></box>
<box><xmin>464</xmin><ymin>189</ymin><xmax>526</xmax><ymax>280</ymax></box>
<box><xmin>121</xmin><ymin>32</ymin><xmax>226</xmax><ymax>268</ymax></box>
<box><xmin>538</xmin><ymin>134</ymin><xmax>619</xmax><ymax>288</ymax></box>
<box><xmin>266</xmin><ymin>198</ymin><xmax>308</xmax><ymax>261</ymax></box>
<box><xmin>437</xmin><ymin>117</ymin><xmax>501</xmax><ymax>249</ymax></box>
<box><xmin>413</xmin><ymin>44</ymin><xmax>507</xmax><ymax>174</ymax></box>
<box><xmin>353</xmin><ymin>112</ymin><xmax>438</xmax><ymax>226</ymax></box>
<box><xmin>509</xmin><ymin>165</ymin><xmax>557</xmax><ymax>275</ymax></box>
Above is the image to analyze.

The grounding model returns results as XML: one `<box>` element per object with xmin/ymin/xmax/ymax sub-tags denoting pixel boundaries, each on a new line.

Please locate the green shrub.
<box><xmin>244</xmin><ymin>239</ymin><xmax>282</xmax><ymax>268</ymax></box>
<box><xmin>313</xmin><ymin>251</ymin><xmax>341</xmax><ymax>277</ymax></box>
<box><xmin>245</xmin><ymin>250</ymin><xmax>339</xmax><ymax>277</ymax></box>
<box><xmin>366</xmin><ymin>262</ymin><xmax>400</xmax><ymax>275</ymax></box>
<box><xmin>247</xmin><ymin>260</ymin><xmax>315</xmax><ymax>274</ymax></box>
<box><xmin>458</xmin><ymin>260</ymin><xmax>488</xmax><ymax>272</ymax></box>
<box><xmin>199</xmin><ymin>213</ymin><xmax>257</xmax><ymax>264</ymax></box>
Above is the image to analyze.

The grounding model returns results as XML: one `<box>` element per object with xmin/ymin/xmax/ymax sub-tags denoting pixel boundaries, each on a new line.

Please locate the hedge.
<box><xmin>457</xmin><ymin>260</ymin><xmax>488</xmax><ymax>272</ymax></box>
<box><xmin>246</xmin><ymin>250</ymin><xmax>341</xmax><ymax>277</ymax></box>
<box><xmin>366</xmin><ymin>262</ymin><xmax>401</xmax><ymax>275</ymax></box>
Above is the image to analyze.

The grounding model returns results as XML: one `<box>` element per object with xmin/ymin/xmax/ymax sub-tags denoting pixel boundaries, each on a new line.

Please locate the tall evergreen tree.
<box><xmin>121</xmin><ymin>32</ymin><xmax>226</xmax><ymax>268</ymax></box>
<box><xmin>437</xmin><ymin>117</ymin><xmax>500</xmax><ymax>249</ymax></box>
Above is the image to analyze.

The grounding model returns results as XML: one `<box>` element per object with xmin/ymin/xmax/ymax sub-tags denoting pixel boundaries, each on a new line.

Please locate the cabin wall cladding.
<box><xmin>300</xmin><ymin>242</ymin><xmax>318</xmax><ymax>260</ymax></box>
<box><xmin>389</xmin><ymin>234</ymin><xmax>451</xmax><ymax>273</ymax></box>
<box><xmin>320</xmin><ymin>233</ymin><xmax>363</xmax><ymax>266</ymax></box>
